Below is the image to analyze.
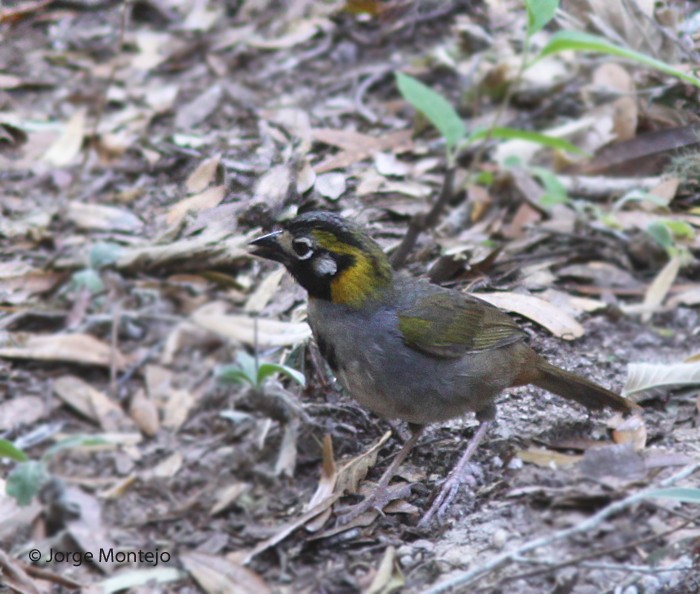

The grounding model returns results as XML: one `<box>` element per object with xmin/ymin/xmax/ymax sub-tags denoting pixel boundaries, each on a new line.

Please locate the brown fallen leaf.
<box><xmin>129</xmin><ymin>388</ymin><xmax>160</xmax><ymax>437</ymax></box>
<box><xmin>0</xmin><ymin>333</ymin><xmax>127</xmax><ymax>369</ymax></box>
<box><xmin>165</xmin><ymin>186</ymin><xmax>226</xmax><ymax>226</ymax></box>
<box><xmin>186</xmin><ymin>154</ymin><xmax>221</xmax><ymax>193</ymax></box>
<box><xmin>366</xmin><ymin>546</ymin><xmax>404</xmax><ymax>594</ymax></box>
<box><xmin>0</xmin><ymin>396</ymin><xmax>46</xmax><ymax>431</ymax></box>
<box><xmin>182</xmin><ymin>552</ymin><xmax>272</xmax><ymax>594</ymax></box>
<box><xmin>53</xmin><ymin>375</ymin><xmax>135</xmax><ymax>432</ymax></box>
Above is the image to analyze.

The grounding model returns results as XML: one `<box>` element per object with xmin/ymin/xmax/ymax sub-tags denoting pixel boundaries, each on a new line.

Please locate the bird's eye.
<box><xmin>292</xmin><ymin>237</ymin><xmax>313</xmax><ymax>259</ymax></box>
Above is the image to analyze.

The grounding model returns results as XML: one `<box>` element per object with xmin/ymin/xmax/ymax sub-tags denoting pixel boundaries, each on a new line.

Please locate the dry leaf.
<box><xmin>182</xmin><ymin>552</ymin><xmax>272</xmax><ymax>594</ymax></box>
<box><xmin>53</xmin><ymin>375</ymin><xmax>135</xmax><ymax>432</ymax></box>
<box><xmin>476</xmin><ymin>292</ymin><xmax>584</xmax><ymax>340</ymax></box>
<box><xmin>210</xmin><ymin>483</ymin><xmax>250</xmax><ymax>516</ymax></box>
<box><xmin>186</xmin><ymin>155</ymin><xmax>221</xmax><ymax>193</ymax></box>
<box><xmin>366</xmin><ymin>546</ymin><xmax>404</xmax><ymax>594</ymax></box>
<box><xmin>244</xmin><ymin>268</ymin><xmax>285</xmax><ymax>313</ymax></box>
<box><xmin>42</xmin><ymin>109</ymin><xmax>86</xmax><ymax>166</ymax></box>
<box><xmin>166</xmin><ymin>186</ymin><xmax>226</xmax><ymax>227</ymax></box>
<box><xmin>336</xmin><ymin>431</ymin><xmax>392</xmax><ymax>495</ymax></box>
<box><xmin>516</xmin><ymin>447</ymin><xmax>582</xmax><ymax>468</ymax></box>
<box><xmin>622</xmin><ymin>361</ymin><xmax>700</xmax><ymax>397</ymax></box>
<box><xmin>192</xmin><ymin>302</ymin><xmax>311</xmax><ymax>347</ymax></box>
<box><xmin>0</xmin><ymin>396</ymin><xmax>45</xmax><ymax>431</ymax></box>
<box><xmin>304</xmin><ymin>434</ymin><xmax>337</xmax><ymax>532</ymax></box>
<box><xmin>640</xmin><ymin>254</ymin><xmax>681</xmax><ymax>322</ymax></box>
<box><xmin>66</xmin><ymin>201</ymin><xmax>143</xmax><ymax>232</ymax></box>
<box><xmin>246</xmin><ymin>18</ymin><xmax>331</xmax><ymax>50</ymax></box>
<box><xmin>608</xmin><ymin>413</ymin><xmax>647</xmax><ymax>451</ymax></box>
<box><xmin>129</xmin><ymin>388</ymin><xmax>160</xmax><ymax>437</ymax></box>
<box><xmin>0</xmin><ymin>333</ymin><xmax>127</xmax><ymax>368</ymax></box>
<box><xmin>315</xmin><ymin>172</ymin><xmax>346</xmax><ymax>201</ymax></box>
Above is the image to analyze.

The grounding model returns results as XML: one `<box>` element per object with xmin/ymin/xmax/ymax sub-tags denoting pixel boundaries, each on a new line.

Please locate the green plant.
<box><xmin>218</xmin><ymin>350</ymin><xmax>305</xmax><ymax>391</ymax></box>
<box><xmin>1</xmin><ymin>435</ymin><xmax>107</xmax><ymax>506</ymax></box>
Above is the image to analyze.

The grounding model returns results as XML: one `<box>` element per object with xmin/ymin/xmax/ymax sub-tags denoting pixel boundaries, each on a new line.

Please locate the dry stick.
<box><xmin>422</xmin><ymin>463</ymin><xmax>700</xmax><ymax>594</ymax></box>
<box><xmin>473</xmin><ymin>511</ymin><xmax>700</xmax><ymax>592</ymax></box>
<box><xmin>390</xmin><ymin>167</ymin><xmax>456</xmax><ymax>269</ymax></box>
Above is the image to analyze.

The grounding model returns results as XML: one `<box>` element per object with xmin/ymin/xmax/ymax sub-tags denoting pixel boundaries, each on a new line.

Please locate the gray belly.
<box><xmin>307</xmin><ymin>300</ymin><xmax>518</xmax><ymax>425</ymax></box>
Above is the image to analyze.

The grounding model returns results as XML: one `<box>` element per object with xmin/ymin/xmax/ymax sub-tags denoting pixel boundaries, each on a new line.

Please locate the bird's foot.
<box><xmin>417</xmin><ymin>462</ymin><xmax>482</xmax><ymax>528</ymax></box>
<box><xmin>335</xmin><ymin>482</ymin><xmax>413</xmax><ymax>525</ymax></box>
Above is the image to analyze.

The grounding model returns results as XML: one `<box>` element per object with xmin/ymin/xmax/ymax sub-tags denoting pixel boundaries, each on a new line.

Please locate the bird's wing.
<box><xmin>397</xmin><ymin>289</ymin><xmax>526</xmax><ymax>358</ymax></box>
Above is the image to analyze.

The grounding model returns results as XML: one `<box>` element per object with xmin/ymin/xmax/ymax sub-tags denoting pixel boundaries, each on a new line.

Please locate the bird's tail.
<box><xmin>532</xmin><ymin>359</ymin><xmax>640</xmax><ymax>413</ymax></box>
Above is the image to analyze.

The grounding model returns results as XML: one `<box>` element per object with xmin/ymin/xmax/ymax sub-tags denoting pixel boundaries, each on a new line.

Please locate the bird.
<box><xmin>249</xmin><ymin>211</ymin><xmax>641</xmax><ymax>526</ymax></box>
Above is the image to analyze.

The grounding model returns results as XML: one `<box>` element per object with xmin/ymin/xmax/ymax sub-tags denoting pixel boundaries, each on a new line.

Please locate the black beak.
<box><xmin>249</xmin><ymin>230</ymin><xmax>286</xmax><ymax>263</ymax></box>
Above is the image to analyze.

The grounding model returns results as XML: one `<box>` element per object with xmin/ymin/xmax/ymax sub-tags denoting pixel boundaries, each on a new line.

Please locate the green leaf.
<box><xmin>395</xmin><ymin>72</ymin><xmax>466</xmax><ymax>152</ymax></box>
<box><xmin>0</xmin><ymin>438</ymin><xmax>29</xmax><ymax>462</ymax></box>
<box><xmin>641</xmin><ymin>487</ymin><xmax>700</xmax><ymax>504</ymax></box>
<box><xmin>217</xmin><ymin>366</ymin><xmax>254</xmax><ymax>386</ymax></box>
<box><xmin>90</xmin><ymin>242</ymin><xmax>124</xmax><ymax>270</ymax></box>
<box><xmin>664</xmin><ymin>220</ymin><xmax>695</xmax><ymax>240</ymax></box>
<box><xmin>6</xmin><ymin>461</ymin><xmax>46</xmax><ymax>506</ymax></box>
<box><xmin>257</xmin><ymin>363</ymin><xmax>306</xmax><ymax>387</ymax></box>
<box><xmin>536</xmin><ymin>31</ymin><xmax>700</xmax><ymax>88</ymax></box>
<box><xmin>43</xmin><ymin>435</ymin><xmax>109</xmax><ymax>461</ymax></box>
<box><xmin>647</xmin><ymin>221</ymin><xmax>673</xmax><ymax>250</ymax></box>
<box><xmin>525</xmin><ymin>0</ymin><xmax>559</xmax><ymax>37</ymax></box>
<box><xmin>468</xmin><ymin>126</ymin><xmax>586</xmax><ymax>154</ymax></box>
<box><xmin>613</xmin><ymin>190</ymin><xmax>670</xmax><ymax>211</ymax></box>
<box><xmin>71</xmin><ymin>269</ymin><xmax>104</xmax><ymax>294</ymax></box>
<box><xmin>531</xmin><ymin>166</ymin><xmax>569</xmax><ymax>207</ymax></box>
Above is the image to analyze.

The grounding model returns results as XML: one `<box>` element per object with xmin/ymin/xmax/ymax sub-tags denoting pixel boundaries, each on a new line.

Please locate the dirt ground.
<box><xmin>1</xmin><ymin>1</ymin><xmax>700</xmax><ymax>593</ymax></box>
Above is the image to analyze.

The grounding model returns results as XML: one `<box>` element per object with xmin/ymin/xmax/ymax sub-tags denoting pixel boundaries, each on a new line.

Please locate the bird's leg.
<box><xmin>335</xmin><ymin>424</ymin><xmax>425</xmax><ymax>525</ymax></box>
<box><xmin>418</xmin><ymin>418</ymin><xmax>493</xmax><ymax>528</ymax></box>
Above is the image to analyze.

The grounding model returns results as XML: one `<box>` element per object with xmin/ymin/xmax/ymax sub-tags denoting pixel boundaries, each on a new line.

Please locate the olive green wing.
<box><xmin>397</xmin><ymin>291</ymin><xmax>526</xmax><ymax>358</ymax></box>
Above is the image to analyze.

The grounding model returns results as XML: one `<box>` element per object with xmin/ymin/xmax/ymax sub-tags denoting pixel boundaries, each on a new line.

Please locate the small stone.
<box><xmin>492</xmin><ymin>528</ymin><xmax>508</xmax><ymax>549</ymax></box>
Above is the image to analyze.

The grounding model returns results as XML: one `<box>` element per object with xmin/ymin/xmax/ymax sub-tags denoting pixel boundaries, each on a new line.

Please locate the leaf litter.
<box><xmin>1</xmin><ymin>1</ymin><xmax>699</xmax><ymax>593</ymax></box>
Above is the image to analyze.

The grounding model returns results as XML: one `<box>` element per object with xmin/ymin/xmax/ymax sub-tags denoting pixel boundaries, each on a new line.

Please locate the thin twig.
<box><xmin>390</xmin><ymin>167</ymin><xmax>456</xmax><ymax>269</ymax></box>
<box><xmin>422</xmin><ymin>463</ymin><xmax>700</xmax><ymax>594</ymax></box>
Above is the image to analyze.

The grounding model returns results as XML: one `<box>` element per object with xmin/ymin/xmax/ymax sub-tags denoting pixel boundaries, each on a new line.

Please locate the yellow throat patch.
<box><xmin>311</xmin><ymin>230</ymin><xmax>391</xmax><ymax>308</ymax></box>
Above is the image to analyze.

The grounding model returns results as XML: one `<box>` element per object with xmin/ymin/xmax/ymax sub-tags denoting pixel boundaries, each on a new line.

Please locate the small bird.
<box><xmin>250</xmin><ymin>212</ymin><xmax>640</xmax><ymax>525</ymax></box>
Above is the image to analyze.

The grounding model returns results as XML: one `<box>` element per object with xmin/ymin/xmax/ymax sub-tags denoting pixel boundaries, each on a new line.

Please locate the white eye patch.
<box><xmin>313</xmin><ymin>254</ymin><xmax>337</xmax><ymax>276</ymax></box>
<box><xmin>292</xmin><ymin>236</ymin><xmax>313</xmax><ymax>260</ymax></box>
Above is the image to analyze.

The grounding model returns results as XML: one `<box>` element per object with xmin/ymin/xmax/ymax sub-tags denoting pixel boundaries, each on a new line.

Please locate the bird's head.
<box><xmin>250</xmin><ymin>212</ymin><xmax>393</xmax><ymax>308</ymax></box>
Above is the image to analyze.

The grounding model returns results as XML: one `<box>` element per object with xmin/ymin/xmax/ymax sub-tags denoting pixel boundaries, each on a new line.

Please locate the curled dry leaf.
<box><xmin>66</xmin><ymin>201</ymin><xmax>144</xmax><ymax>232</ymax></box>
<box><xmin>192</xmin><ymin>302</ymin><xmax>311</xmax><ymax>347</ymax></box>
<box><xmin>476</xmin><ymin>292</ymin><xmax>584</xmax><ymax>340</ymax></box>
<box><xmin>181</xmin><ymin>551</ymin><xmax>272</xmax><ymax>594</ymax></box>
<box><xmin>0</xmin><ymin>333</ymin><xmax>127</xmax><ymax>369</ymax></box>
